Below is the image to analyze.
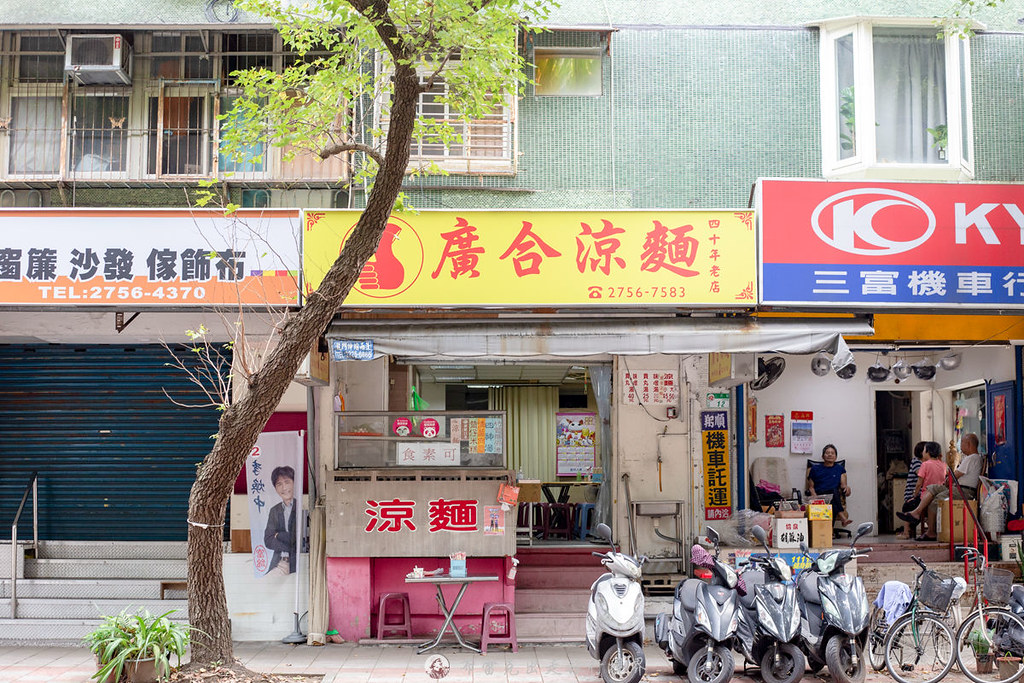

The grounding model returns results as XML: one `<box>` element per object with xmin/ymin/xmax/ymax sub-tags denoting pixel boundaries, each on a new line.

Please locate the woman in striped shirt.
<box><xmin>899</xmin><ymin>441</ymin><xmax>925</xmax><ymax>539</ymax></box>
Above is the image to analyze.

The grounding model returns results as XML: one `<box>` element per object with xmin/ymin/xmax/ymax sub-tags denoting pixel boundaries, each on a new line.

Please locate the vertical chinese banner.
<box><xmin>701</xmin><ymin>411</ymin><xmax>731</xmax><ymax>520</ymax></box>
<box><xmin>247</xmin><ymin>431</ymin><xmax>304</xmax><ymax>580</ymax></box>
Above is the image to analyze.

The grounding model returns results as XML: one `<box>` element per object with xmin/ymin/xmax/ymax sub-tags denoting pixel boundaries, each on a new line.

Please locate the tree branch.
<box><xmin>319</xmin><ymin>141</ymin><xmax>385</xmax><ymax>166</ymax></box>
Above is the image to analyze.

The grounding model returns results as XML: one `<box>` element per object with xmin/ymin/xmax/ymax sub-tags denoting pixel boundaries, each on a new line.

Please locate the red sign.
<box><xmin>420</xmin><ymin>418</ymin><xmax>440</xmax><ymax>438</ymax></box>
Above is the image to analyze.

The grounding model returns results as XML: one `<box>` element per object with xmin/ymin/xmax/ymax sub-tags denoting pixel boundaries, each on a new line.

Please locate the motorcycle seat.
<box><xmin>799</xmin><ymin>573</ymin><xmax>821</xmax><ymax>605</ymax></box>
<box><xmin>677</xmin><ymin>578</ymin><xmax>702</xmax><ymax>612</ymax></box>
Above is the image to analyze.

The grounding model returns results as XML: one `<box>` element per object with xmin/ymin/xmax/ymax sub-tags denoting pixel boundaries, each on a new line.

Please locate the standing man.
<box><xmin>265</xmin><ymin>466</ymin><xmax>297</xmax><ymax>575</ymax></box>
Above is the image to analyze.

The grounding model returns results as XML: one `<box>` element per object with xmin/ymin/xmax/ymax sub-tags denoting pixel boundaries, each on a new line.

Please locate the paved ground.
<box><xmin>0</xmin><ymin>642</ymin><xmax>984</xmax><ymax>683</ymax></box>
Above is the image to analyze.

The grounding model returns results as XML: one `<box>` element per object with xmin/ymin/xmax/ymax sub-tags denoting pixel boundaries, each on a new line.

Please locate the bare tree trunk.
<box><xmin>187</xmin><ymin>64</ymin><xmax>419</xmax><ymax>665</ymax></box>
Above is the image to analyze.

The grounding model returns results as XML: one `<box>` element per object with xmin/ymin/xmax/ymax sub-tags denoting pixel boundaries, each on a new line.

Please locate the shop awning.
<box><xmin>326</xmin><ymin>316</ymin><xmax>873</xmax><ymax>362</ymax></box>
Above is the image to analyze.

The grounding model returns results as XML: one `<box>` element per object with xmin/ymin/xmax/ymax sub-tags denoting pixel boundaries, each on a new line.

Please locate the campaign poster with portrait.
<box><xmin>246</xmin><ymin>431</ymin><xmax>304</xmax><ymax>579</ymax></box>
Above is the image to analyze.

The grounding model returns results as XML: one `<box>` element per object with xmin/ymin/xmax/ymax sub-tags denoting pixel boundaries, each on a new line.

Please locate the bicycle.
<box><xmin>881</xmin><ymin>555</ymin><xmax>960</xmax><ymax>683</ymax></box>
<box><xmin>953</xmin><ymin>546</ymin><xmax>1024</xmax><ymax>683</ymax></box>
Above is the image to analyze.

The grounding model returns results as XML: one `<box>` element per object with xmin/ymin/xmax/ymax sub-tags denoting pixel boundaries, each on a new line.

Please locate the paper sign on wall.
<box><xmin>791</xmin><ymin>411</ymin><xmax>813</xmax><ymax>454</ymax></box>
<box><xmin>765</xmin><ymin>415</ymin><xmax>784</xmax><ymax>448</ymax></box>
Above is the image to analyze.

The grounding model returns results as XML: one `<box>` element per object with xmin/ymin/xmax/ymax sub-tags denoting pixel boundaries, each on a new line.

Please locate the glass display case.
<box><xmin>335</xmin><ymin>410</ymin><xmax>506</xmax><ymax>469</ymax></box>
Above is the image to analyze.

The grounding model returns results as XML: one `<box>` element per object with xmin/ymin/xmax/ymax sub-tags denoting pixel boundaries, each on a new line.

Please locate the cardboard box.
<box><xmin>773</xmin><ymin>518</ymin><xmax>808</xmax><ymax>549</ymax></box>
<box><xmin>809</xmin><ymin>520</ymin><xmax>833</xmax><ymax>548</ymax></box>
<box><xmin>936</xmin><ymin>499</ymin><xmax>978</xmax><ymax>543</ymax></box>
<box><xmin>808</xmin><ymin>504</ymin><xmax>833</xmax><ymax>521</ymax></box>
<box><xmin>775</xmin><ymin>509</ymin><xmax>806</xmax><ymax>519</ymax></box>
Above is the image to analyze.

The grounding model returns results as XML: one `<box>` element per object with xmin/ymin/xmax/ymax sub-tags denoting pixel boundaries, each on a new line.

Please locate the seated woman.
<box><xmin>806</xmin><ymin>443</ymin><xmax>852</xmax><ymax>526</ymax></box>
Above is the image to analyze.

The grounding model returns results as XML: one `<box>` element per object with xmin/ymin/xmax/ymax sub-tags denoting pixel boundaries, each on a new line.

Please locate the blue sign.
<box><xmin>330</xmin><ymin>339</ymin><xmax>374</xmax><ymax>361</ymax></box>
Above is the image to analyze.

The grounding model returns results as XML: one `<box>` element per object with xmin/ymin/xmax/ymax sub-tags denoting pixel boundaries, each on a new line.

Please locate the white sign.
<box><xmin>246</xmin><ymin>431</ymin><xmax>304</xmax><ymax>579</ymax></box>
<box><xmin>396</xmin><ymin>441</ymin><xmax>461</xmax><ymax>466</ymax></box>
<box><xmin>622</xmin><ymin>370</ymin><xmax>678</xmax><ymax>405</ymax></box>
<box><xmin>706</xmin><ymin>391</ymin><xmax>730</xmax><ymax>408</ymax></box>
<box><xmin>773</xmin><ymin>518</ymin><xmax>808</xmax><ymax>549</ymax></box>
<box><xmin>331</xmin><ymin>338</ymin><xmax>375</xmax><ymax>361</ymax></box>
<box><xmin>0</xmin><ymin>208</ymin><xmax>300</xmax><ymax>306</ymax></box>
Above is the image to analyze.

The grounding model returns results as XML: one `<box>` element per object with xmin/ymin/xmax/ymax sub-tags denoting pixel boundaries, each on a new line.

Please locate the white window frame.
<box><xmin>818</xmin><ymin>18</ymin><xmax>974</xmax><ymax>180</ymax></box>
<box><xmin>375</xmin><ymin>57</ymin><xmax>517</xmax><ymax>175</ymax></box>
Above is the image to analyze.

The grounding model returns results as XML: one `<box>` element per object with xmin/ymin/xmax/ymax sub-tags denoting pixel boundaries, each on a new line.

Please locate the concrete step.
<box><xmin>516</xmin><ymin>546</ymin><xmax>605</xmax><ymax>567</ymax></box>
<box><xmin>516</xmin><ymin>588</ymin><xmax>590</xmax><ymax>613</ymax></box>
<box><xmin>0</xmin><ymin>598</ymin><xmax>188</xmax><ymax>619</ymax></box>
<box><xmin>35</xmin><ymin>540</ymin><xmax>190</xmax><ymax>561</ymax></box>
<box><xmin>0</xmin><ymin>578</ymin><xmax>181</xmax><ymax>600</ymax></box>
<box><xmin>26</xmin><ymin>558</ymin><xmax>187</xmax><ymax>580</ymax></box>
<box><xmin>516</xmin><ymin>611</ymin><xmax>586</xmax><ymax>642</ymax></box>
<box><xmin>516</xmin><ymin>565</ymin><xmax>604</xmax><ymax>590</ymax></box>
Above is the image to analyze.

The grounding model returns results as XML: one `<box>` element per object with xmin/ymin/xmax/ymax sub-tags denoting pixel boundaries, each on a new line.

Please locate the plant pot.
<box><xmin>93</xmin><ymin>655</ymin><xmax>116</xmax><ymax>683</ymax></box>
<box><xmin>998</xmin><ymin>656</ymin><xmax>1022</xmax><ymax>679</ymax></box>
<box><xmin>125</xmin><ymin>657</ymin><xmax>160</xmax><ymax>683</ymax></box>
<box><xmin>976</xmin><ymin>653</ymin><xmax>994</xmax><ymax>674</ymax></box>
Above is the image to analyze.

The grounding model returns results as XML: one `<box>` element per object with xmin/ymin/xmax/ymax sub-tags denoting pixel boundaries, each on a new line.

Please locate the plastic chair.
<box><xmin>574</xmin><ymin>503</ymin><xmax>597</xmax><ymax>540</ymax></box>
<box><xmin>376</xmin><ymin>592</ymin><xmax>412</xmax><ymax>639</ymax></box>
<box><xmin>480</xmin><ymin>602</ymin><xmax>517</xmax><ymax>653</ymax></box>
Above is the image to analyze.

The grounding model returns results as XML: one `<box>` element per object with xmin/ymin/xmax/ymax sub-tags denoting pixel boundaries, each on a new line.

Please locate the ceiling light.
<box><xmin>429</xmin><ymin>365</ymin><xmax>473</xmax><ymax>370</ymax></box>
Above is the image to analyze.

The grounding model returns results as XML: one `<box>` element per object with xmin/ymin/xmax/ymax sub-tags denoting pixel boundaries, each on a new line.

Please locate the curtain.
<box><xmin>588</xmin><ymin>366</ymin><xmax>613</xmax><ymax>530</ymax></box>
<box><xmin>873</xmin><ymin>30</ymin><xmax>947</xmax><ymax>164</ymax></box>
<box><xmin>9</xmin><ymin>97</ymin><xmax>61</xmax><ymax>174</ymax></box>
<box><xmin>489</xmin><ymin>386</ymin><xmax>559</xmax><ymax>480</ymax></box>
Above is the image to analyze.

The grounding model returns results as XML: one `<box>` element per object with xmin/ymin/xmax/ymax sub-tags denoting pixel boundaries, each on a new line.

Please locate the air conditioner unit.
<box><xmin>64</xmin><ymin>34</ymin><xmax>132</xmax><ymax>85</ymax></box>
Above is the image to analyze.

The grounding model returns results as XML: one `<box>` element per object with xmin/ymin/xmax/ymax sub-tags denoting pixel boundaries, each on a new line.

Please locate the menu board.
<box><xmin>555</xmin><ymin>412</ymin><xmax>597</xmax><ymax>476</ymax></box>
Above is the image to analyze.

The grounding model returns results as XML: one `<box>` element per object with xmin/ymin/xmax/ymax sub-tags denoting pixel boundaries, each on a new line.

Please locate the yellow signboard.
<box><xmin>302</xmin><ymin>210</ymin><xmax>756</xmax><ymax>306</ymax></box>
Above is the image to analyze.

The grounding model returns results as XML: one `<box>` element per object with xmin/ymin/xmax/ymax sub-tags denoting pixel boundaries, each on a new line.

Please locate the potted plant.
<box><xmin>968</xmin><ymin>627</ymin><xmax>995</xmax><ymax>674</ymax></box>
<box><xmin>998</xmin><ymin>653</ymin><xmax>1023</xmax><ymax>679</ymax></box>
<box><xmin>928</xmin><ymin>124</ymin><xmax>948</xmax><ymax>160</ymax></box>
<box><xmin>83</xmin><ymin>609</ymin><xmax>193</xmax><ymax>682</ymax></box>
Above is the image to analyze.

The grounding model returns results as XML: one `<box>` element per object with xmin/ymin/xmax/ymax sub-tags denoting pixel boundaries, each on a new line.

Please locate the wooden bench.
<box><xmin>159</xmin><ymin>580</ymin><xmax>187</xmax><ymax>599</ymax></box>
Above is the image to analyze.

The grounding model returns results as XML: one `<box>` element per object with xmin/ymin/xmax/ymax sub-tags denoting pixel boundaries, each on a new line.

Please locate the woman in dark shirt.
<box><xmin>806</xmin><ymin>443</ymin><xmax>852</xmax><ymax>526</ymax></box>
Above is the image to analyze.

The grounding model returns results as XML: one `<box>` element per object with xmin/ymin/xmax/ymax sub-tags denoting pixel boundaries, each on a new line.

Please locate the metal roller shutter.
<box><xmin>0</xmin><ymin>344</ymin><xmax>228</xmax><ymax>541</ymax></box>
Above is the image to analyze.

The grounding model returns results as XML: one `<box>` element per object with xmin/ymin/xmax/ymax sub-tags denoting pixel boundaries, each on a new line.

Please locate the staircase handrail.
<box><xmin>944</xmin><ymin>462</ymin><xmax>987</xmax><ymax>579</ymax></box>
<box><xmin>9</xmin><ymin>470</ymin><xmax>39</xmax><ymax>619</ymax></box>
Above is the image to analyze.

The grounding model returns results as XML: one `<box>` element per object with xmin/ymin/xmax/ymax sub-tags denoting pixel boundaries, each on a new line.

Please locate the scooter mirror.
<box><xmin>595</xmin><ymin>523</ymin><xmax>613</xmax><ymax>544</ymax></box>
<box><xmin>751</xmin><ymin>524</ymin><xmax>768</xmax><ymax>547</ymax></box>
<box><xmin>853</xmin><ymin>521</ymin><xmax>873</xmax><ymax>545</ymax></box>
<box><xmin>799</xmin><ymin>541</ymin><xmax>810</xmax><ymax>555</ymax></box>
<box><xmin>705</xmin><ymin>527</ymin><xmax>720</xmax><ymax>546</ymax></box>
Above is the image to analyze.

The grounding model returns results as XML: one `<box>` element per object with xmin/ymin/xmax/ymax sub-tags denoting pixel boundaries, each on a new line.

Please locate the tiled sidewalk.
<box><xmin>0</xmin><ymin>642</ymin><xmax>982</xmax><ymax>683</ymax></box>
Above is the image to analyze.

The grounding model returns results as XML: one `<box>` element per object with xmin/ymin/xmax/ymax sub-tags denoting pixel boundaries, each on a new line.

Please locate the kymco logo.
<box><xmin>810</xmin><ymin>188</ymin><xmax>936</xmax><ymax>256</ymax></box>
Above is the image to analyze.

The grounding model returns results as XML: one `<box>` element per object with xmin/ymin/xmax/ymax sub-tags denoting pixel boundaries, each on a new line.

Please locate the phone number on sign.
<box><xmin>37</xmin><ymin>285</ymin><xmax>208</xmax><ymax>301</ymax></box>
<box><xmin>588</xmin><ymin>286</ymin><xmax>687</xmax><ymax>300</ymax></box>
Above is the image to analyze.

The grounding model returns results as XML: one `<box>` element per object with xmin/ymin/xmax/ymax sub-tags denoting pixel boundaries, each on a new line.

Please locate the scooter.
<box><xmin>796</xmin><ymin>521</ymin><xmax>874</xmax><ymax>683</ymax></box>
<box><xmin>735</xmin><ymin>525</ymin><xmax>806</xmax><ymax>683</ymax></box>
<box><xmin>655</xmin><ymin>526</ymin><xmax>741</xmax><ymax>683</ymax></box>
<box><xmin>585</xmin><ymin>522</ymin><xmax>647</xmax><ymax>683</ymax></box>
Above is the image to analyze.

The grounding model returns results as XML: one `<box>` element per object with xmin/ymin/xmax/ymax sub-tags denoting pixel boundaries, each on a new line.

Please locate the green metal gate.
<box><xmin>0</xmin><ymin>344</ymin><xmax>227</xmax><ymax>541</ymax></box>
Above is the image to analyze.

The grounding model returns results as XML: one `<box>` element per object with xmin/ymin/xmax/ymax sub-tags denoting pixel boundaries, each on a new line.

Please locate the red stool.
<box><xmin>541</xmin><ymin>502</ymin><xmax>574</xmax><ymax>540</ymax></box>
<box><xmin>480</xmin><ymin>602</ymin><xmax>517</xmax><ymax>653</ymax></box>
<box><xmin>376</xmin><ymin>592</ymin><xmax>412</xmax><ymax>639</ymax></box>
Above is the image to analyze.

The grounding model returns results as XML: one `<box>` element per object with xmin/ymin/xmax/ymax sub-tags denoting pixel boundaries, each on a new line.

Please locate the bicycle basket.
<box><xmin>919</xmin><ymin>570</ymin><xmax>957</xmax><ymax>611</ymax></box>
<box><xmin>984</xmin><ymin>568</ymin><xmax>1014</xmax><ymax>606</ymax></box>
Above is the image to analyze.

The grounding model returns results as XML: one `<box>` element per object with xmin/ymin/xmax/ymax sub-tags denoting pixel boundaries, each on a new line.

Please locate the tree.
<box><xmin>184</xmin><ymin>0</ymin><xmax>553</xmax><ymax>667</ymax></box>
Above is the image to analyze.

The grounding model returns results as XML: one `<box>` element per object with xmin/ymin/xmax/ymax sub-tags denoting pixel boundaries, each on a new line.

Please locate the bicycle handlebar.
<box><xmin>912</xmin><ymin>555</ymin><xmax>927</xmax><ymax>570</ymax></box>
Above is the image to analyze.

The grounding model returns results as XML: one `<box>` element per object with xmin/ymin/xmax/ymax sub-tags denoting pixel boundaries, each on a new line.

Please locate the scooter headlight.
<box><xmin>821</xmin><ymin>595</ymin><xmax>841</xmax><ymax>621</ymax></box>
<box><xmin>721</xmin><ymin>563</ymin><xmax>738</xmax><ymax>589</ymax></box>
<box><xmin>816</xmin><ymin>553</ymin><xmax>839</xmax><ymax>575</ymax></box>
<box><xmin>756</xmin><ymin>601</ymin><xmax>781</xmax><ymax>639</ymax></box>
<box><xmin>695</xmin><ymin>602</ymin><xmax>712</xmax><ymax>631</ymax></box>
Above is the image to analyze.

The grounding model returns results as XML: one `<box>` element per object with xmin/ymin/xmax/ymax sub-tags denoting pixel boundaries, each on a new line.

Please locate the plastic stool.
<box><xmin>574</xmin><ymin>503</ymin><xmax>597</xmax><ymax>540</ymax></box>
<box><xmin>376</xmin><ymin>592</ymin><xmax>412</xmax><ymax>639</ymax></box>
<box><xmin>480</xmin><ymin>602</ymin><xmax>517</xmax><ymax>653</ymax></box>
<box><xmin>541</xmin><ymin>503</ymin><xmax>573</xmax><ymax>540</ymax></box>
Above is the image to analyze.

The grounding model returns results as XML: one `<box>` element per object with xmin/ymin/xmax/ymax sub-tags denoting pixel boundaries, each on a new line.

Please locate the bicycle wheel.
<box><xmin>868</xmin><ymin>605</ymin><xmax>888</xmax><ymax>671</ymax></box>
<box><xmin>884</xmin><ymin>612</ymin><xmax>955</xmax><ymax>683</ymax></box>
<box><xmin>955</xmin><ymin>607</ymin><xmax>1024</xmax><ymax>683</ymax></box>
